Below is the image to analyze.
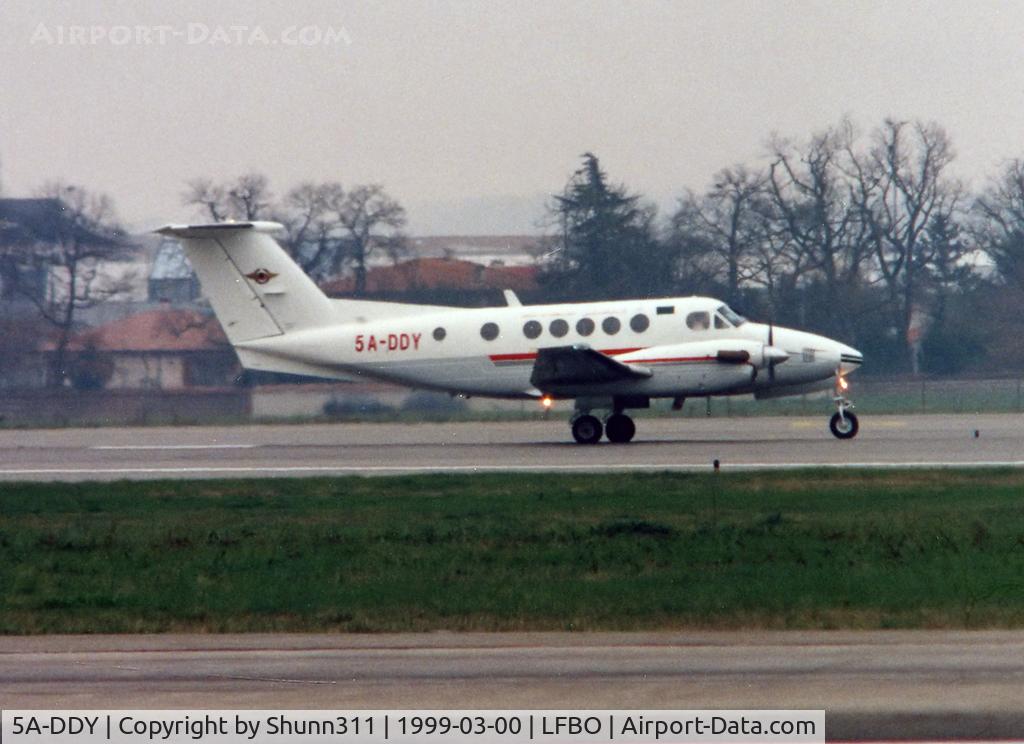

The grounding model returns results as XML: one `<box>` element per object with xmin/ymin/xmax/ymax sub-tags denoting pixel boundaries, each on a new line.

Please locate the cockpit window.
<box><xmin>714</xmin><ymin>314</ymin><xmax>730</xmax><ymax>329</ymax></box>
<box><xmin>717</xmin><ymin>304</ymin><xmax>746</xmax><ymax>326</ymax></box>
<box><xmin>686</xmin><ymin>311</ymin><xmax>710</xmax><ymax>331</ymax></box>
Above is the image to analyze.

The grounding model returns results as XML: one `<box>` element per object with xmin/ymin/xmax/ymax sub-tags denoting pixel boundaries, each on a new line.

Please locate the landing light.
<box><xmin>541</xmin><ymin>396</ymin><xmax>554</xmax><ymax>410</ymax></box>
<box><xmin>838</xmin><ymin>376</ymin><xmax>849</xmax><ymax>392</ymax></box>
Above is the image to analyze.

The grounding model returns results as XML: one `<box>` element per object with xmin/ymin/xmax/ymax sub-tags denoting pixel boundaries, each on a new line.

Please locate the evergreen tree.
<box><xmin>542</xmin><ymin>153</ymin><xmax>664</xmax><ymax>299</ymax></box>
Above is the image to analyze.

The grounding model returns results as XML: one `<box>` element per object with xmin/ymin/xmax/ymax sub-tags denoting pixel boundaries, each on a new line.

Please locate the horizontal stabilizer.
<box><xmin>156</xmin><ymin>221</ymin><xmax>283</xmax><ymax>239</ymax></box>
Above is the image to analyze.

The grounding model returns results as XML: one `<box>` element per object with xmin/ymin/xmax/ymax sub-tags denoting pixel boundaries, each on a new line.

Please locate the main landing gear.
<box><xmin>570</xmin><ymin>412</ymin><xmax>637</xmax><ymax>444</ymax></box>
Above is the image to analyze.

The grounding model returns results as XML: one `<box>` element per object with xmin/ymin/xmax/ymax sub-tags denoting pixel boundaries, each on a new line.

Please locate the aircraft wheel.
<box><xmin>571</xmin><ymin>414</ymin><xmax>603</xmax><ymax>444</ymax></box>
<box><xmin>605</xmin><ymin>413</ymin><xmax>636</xmax><ymax>443</ymax></box>
<box><xmin>829</xmin><ymin>411</ymin><xmax>859</xmax><ymax>439</ymax></box>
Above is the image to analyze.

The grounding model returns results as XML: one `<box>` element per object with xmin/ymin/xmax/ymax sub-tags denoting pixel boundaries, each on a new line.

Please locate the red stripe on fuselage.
<box><xmin>630</xmin><ymin>355</ymin><xmax>717</xmax><ymax>364</ymax></box>
<box><xmin>488</xmin><ymin>347</ymin><xmax>645</xmax><ymax>363</ymax></box>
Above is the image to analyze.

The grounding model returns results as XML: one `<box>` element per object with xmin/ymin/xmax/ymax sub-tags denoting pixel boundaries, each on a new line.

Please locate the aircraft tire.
<box><xmin>605</xmin><ymin>413</ymin><xmax>636</xmax><ymax>443</ymax></box>
<box><xmin>829</xmin><ymin>411</ymin><xmax>859</xmax><ymax>439</ymax></box>
<box><xmin>572</xmin><ymin>414</ymin><xmax>603</xmax><ymax>444</ymax></box>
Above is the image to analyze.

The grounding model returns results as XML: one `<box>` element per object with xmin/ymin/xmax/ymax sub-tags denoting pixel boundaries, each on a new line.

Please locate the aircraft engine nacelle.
<box><xmin>619</xmin><ymin>339</ymin><xmax>787</xmax><ymax>371</ymax></box>
<box><xmin>614</xmin><ymin>339</ymin><xmax>783</xmax><ymax>396</ymax></box>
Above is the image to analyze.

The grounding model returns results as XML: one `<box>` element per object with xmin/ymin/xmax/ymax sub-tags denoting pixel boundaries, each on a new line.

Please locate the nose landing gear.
<box><xmin>829</xmin><ymin>394</ymin><xmax>859</xmax><ymax>439</ymax></box>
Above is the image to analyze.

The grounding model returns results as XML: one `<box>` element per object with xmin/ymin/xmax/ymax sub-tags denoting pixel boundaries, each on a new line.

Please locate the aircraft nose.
<box><xmin>839</xmin><ymin>343</ymin><xmax>863</xmax><ymax>374</ymax></box>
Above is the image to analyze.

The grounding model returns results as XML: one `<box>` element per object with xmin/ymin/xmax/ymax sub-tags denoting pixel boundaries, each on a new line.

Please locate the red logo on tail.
<box><xmin>245</xmin><ymin>268</ymin><xmax>278</xmax><ymax>285</ymax></box>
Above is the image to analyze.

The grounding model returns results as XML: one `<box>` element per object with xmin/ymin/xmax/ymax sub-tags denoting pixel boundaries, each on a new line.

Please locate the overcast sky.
<box><xmin>2</xmin><ymin>1</ymin><xmax>1024</xmax><ymax>234</ymax></box>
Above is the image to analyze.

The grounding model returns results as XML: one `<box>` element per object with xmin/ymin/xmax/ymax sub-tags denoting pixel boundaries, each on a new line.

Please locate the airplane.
<box><xmin>158</xmin><ymin>221</ymin><xmax>864</xmax><ymax>444</ymax></box>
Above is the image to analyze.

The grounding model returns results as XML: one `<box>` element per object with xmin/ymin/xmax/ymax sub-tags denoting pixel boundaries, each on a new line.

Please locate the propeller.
<box><xmin>761</xmin><ymin>319</ymin><xmax>791</xmax><ymax>381</ymax></box>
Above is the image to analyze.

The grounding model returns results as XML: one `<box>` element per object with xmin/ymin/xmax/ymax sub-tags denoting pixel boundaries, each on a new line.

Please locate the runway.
<box><xmin>2</xmin><ymin>631</ymin><xmax>1023</xmax><ymax>740</ymax></box>
<box><xmin>0</xmin><ymin>414</ymin><xmax>1022</xmax><ymax>481</ymax></box>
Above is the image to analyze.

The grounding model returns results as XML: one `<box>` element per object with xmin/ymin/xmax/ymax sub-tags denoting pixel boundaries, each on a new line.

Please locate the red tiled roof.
<box><xmin>481</xmin><ymin>264</ymin><xmax>537</xmax><ymax>291</ymax></box>
<box><xmin>64</xmin><ymin>309</ymin><xmax>227</xmax><ymax>352</ymax></box>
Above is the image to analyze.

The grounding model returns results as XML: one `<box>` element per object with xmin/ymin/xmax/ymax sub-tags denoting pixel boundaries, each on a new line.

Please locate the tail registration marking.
<box><xmin>355</xmin><ymin>332</ymin><xmax>422</xmax><ymax>353</ymax></box>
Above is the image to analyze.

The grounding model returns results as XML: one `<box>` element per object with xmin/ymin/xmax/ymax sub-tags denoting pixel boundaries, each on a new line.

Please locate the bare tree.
<box><xmin>274</xmin><ymin>181</ymin><xmax>345</xmax><ymax>279</ymax></box>
<box><xmin>848</xmin><ymin>119</ymin><xmax>963</xmax><ymax>372</ymax></box>
<box><xmin>770</xmin><ymin>126</ymin><xmax>868</xmax><ymax>280</ymax></box>
<box><xmin>182</xmin><ymin>172</ymin><xmax>274</xmax><ymax>221</ymax></box>
<box><xmin>973</xmin><ymin>158</ymin><xmax>1024</xmax><ymax>288</ymax></box>
<box><xmin>227</xmin><ymin>173</ymin><xmax>273</xmax><ymax>220</ymax></box>
<box><xmin>764</xmin><ymin>121</ymin><xmax>873</xmax><ymax>335</ymax></box>
<box><xmin>182</xmin><ymin>178</ymin><xmax>228</xmax><ymax>221</ymax></box>
<box><xmin>332</xmin><ymin>184</ymin><xmax>407</xmax><ymax>295</ymax></box>
<box><xmin>181</xmin><ymin>176</ymin><xmax>414</xmax><ymax>289</ymax></box>
<box><xmin>670</xmin><ymin>166</ymin><xmax>766</xmax><ymax>306</ymax></box>
<box><xmin>664</xmin><ymin>200</ymin><xmax>725</xmax><ymax>295</ymax></box>
<box><xmin>10</xmin><ymin>184</ymin><xmax>133</xmax><ymax>386</ymax></box>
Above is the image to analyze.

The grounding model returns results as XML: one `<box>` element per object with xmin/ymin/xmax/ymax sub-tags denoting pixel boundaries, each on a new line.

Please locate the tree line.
<box><xmin>542</xmin><ymin>120</ymin><xmax>1024</xmax><ymax>375</ymax></box>
<box><xmin>8</xmin><ymin>115</ymin><xmax>1024</xmax><ymax>382</ymax></box>
<box><xmin>182</xmin><ymin>174</ymin><xmax>408</xmax><ymax>294</ymax></box>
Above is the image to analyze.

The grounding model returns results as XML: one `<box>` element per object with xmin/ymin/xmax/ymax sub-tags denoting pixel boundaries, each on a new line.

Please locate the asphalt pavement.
<box><xmin>1</xmin><ymin>414</ymin><xmax>1022</xmax><ymax>481</ymax></box>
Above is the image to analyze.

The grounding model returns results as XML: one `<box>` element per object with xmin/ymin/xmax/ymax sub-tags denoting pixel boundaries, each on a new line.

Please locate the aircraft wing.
<box><xmin>530</xmin><ymin>345</ymin><xmax>652</xmax><ymax>389</ymax></box>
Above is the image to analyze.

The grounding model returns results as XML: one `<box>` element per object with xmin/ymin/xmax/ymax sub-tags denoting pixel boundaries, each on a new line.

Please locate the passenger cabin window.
<box><xmin>714</xmin><ymin>314</ymin><xmax>730</xmax><ymax>329</ymax></box>
<box><xmin>523</xmin><ymin>320</ymin><xmax>542</xmax><ymax>339</ymax></box>
<box><xmin>576</xmin><ymin>318</ymin><xmax>595</xmax><ymax>336</ymax></box>
<box><xmin>630</xmin><ymin>313</ymin><xmax>650</xmax><ymax>333</ymax></box>
<box><xmin>686</xmin><ymin>311</ymin><xmax>710</xmax><ymax>331</ymax></box>
<box><xmin>602</xmin><ymin>317</ymin><xmax>621</xmax><ymax>335</ymax></box>
<box><xmin>480</xmin><ymin>322</ymin><xmax>500</xmax><ymax>341</ymax></box>
<box><xmin>433</xmin><ymin>327</ymin><xmax>446</xmax><ymax>341</ymax></box>
<box><xmin>550</xmin><ymin>319</ymin><xmax>569</xmax><ymax>337</ymax></box>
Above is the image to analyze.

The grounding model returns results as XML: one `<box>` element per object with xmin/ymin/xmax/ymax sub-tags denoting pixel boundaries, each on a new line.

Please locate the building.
<box><xmin>406</xmin><ymin>235</ymin><xmax>539</xmax><ymax>267</ymax></box>
<box><xmin>0</xmin><ymin>197</ymin><xmax>145</xmax><ymax>322</ymax></box>
<box><xmin>59</xmin><ymin>308</ymin><xmax>239</xmax><ymax>390</ymax></box>
<box><xmin>0</xmin><ymin>198</ymin><xmax>84</xmax><ymax>305</ymax></box>
<box><xmin>148</xmin><ymin>239</ymin><xmax>200</xmax><ymax>303</ymax></box>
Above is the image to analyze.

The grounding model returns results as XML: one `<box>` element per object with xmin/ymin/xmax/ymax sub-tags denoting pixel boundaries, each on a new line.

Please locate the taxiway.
<box><xmin>2</xmin><ymin>632</ymin><xmax>1023</xmax><ymax>740</ymax></box>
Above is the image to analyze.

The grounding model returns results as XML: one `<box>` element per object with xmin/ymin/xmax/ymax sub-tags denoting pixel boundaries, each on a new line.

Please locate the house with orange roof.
<box><xmin>58</xmin><ymin>308</ymin><xmax>238</xmax><ymax>390</ymax></box>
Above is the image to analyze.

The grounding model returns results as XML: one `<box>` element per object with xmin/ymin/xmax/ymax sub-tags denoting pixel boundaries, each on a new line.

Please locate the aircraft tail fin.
<box><xmin>155</xmin><ymin>221</ymin><xmax>335</xmax><ymax>344</ymax></box>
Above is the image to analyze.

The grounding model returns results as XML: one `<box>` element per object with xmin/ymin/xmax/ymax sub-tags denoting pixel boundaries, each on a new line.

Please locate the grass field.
<box><xmin>3</xmin><ymin>470</ymin><xmax>1024</xmax><ymax>634</ymax></box>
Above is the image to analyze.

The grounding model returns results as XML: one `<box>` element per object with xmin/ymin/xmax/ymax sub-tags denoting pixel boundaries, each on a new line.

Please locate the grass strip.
<box><xmin>2</xmin><ymin>470</ymin><xmax>1024</xmax><ymax>633</ymax></box>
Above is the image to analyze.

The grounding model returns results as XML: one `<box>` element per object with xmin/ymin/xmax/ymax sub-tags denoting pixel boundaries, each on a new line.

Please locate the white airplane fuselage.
<box><xmin>236</xmin><ymin>296</ymin><xmax>861</xmax><ymax>400</ymax></box>
<box><xmin>157</xmin><ymin>221</ymin><xmax>863</xmax><ymax>442</ymax></box>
